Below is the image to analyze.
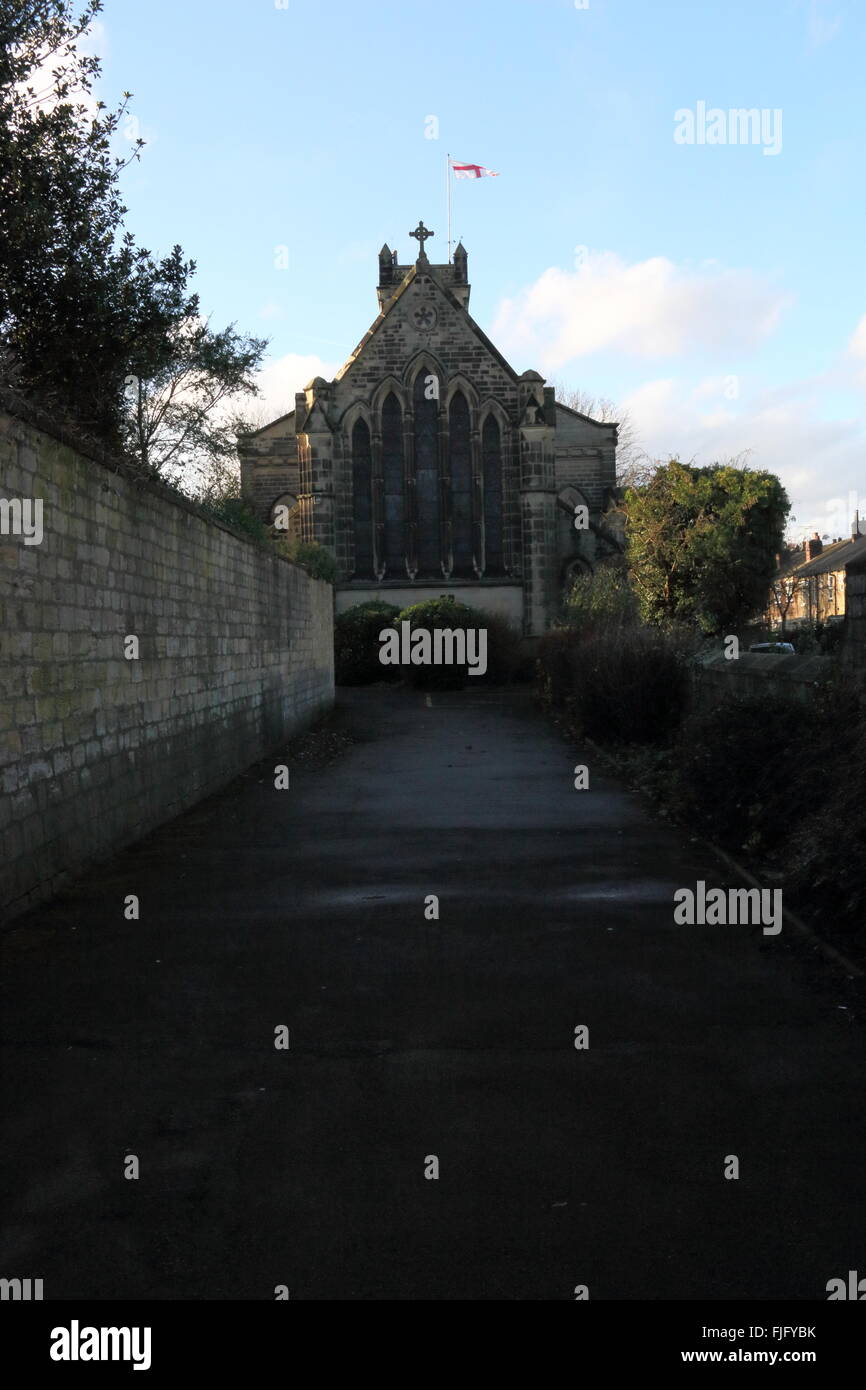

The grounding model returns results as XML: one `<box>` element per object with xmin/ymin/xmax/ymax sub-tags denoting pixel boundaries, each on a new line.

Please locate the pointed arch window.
<box><xmin>351</xmin><ymin>418</ymin><xmax>374</xmax><ymax>578</ymax></box>
<box><xmin>381</xmin><ymin>392</ymin><xmax>405</xmax><ymax>575</ymax></box>
<box><xmin>413</xmin><ymin>370</ymin><xmax>441</xmax><ymax>577</ymax></box>
<box><xmin>482</xmin><ymin>414</ymin><xmax>504</xmax><ymax>575</ymax></box>
<box><xmin>449</xmin><ymin>391</ymin><xmax>473</xmax><ymax>576</ymax></box>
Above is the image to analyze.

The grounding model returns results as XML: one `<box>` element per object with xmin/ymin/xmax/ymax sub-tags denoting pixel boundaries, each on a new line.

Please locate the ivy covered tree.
<box><xmin>625</xmin><ymin>459</ymin><xmax>790</xmax><ymax>635</ymax></box>
<box><xmin>0</xmin><ymin>1</ymin><xmax>266</xmax><ymax>466</ymax></box>
<box><xmin>0</xmin><ymin>2</ymin><xmax>193</xmax><ymax>441</ymax></box>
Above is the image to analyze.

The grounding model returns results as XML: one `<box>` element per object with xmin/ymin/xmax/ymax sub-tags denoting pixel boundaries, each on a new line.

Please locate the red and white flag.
<box><xmin>450</xmin><ymin>160</ymin><xmax>500</xmax><ymax>179</ymax></box>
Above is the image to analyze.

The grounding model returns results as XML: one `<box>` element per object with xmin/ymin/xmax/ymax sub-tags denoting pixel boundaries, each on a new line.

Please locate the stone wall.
<box><xmin>843</xmin><ymin>557</ymin><xmax>866</xmax><ymax>669</ymax></box>
<box><xmin>240</xmin><ymin>411</ymin><xmax>300</xmax><ymax>524</ymax></box>
<box><xmin>553</xmin><ymin>404</ymin><xmax>617</xmax><ymax>513</ymax></box>
<box><xmin>692</xmin><ymin>651</ymin><xmax>834</xmax><ymax>706</ymax></box>
<box><xmin>0</xmin><ymin>403</ymin><xmax>334</xmax><ymax>923</ymax></box>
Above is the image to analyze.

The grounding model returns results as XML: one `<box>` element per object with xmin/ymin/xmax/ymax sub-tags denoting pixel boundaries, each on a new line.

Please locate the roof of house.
<box><xmin>793</xmin><ymin>533</ymin><xmax>866</xmax><ymax>577</ymax></box>
<box><xmin>776</xmin><ymin>546</ymin><xmax>806</xmax><ymax>576</ymax></box>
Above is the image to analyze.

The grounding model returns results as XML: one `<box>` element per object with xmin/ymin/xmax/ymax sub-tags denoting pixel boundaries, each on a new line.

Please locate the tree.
<box><xmin>625</xmin><ymin>459</ymin><xmax>790</xmax><ymax>635</ymax></box>
<box><xmin>563</xmin><ymin>563</ymin><xmax>638</xmax><ymax>637</ymax></box>
<box><xmin>123</xmin><ymin>317</ymin><xmax>267</xmax><ymax>481</ymax></box>
<box><xmin>551</xmin><ymin>384</ymin><xmax>651</xmax><ymax>487</ymax></box>
<box><xmin>767</xmin><ymin>572</ymin><xmax>805</xmax><ymax>636</ymax></box>
<box><xmin>0</xmin><ymin>2</ymin><xmax>196</xmax><ymax>445</ymax></box>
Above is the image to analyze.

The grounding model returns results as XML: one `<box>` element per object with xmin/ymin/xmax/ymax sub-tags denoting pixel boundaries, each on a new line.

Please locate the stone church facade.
<box><xmin>239</xmin><ymin>225</ymin><xmax>620</xmax><ymax>636</ymax></box>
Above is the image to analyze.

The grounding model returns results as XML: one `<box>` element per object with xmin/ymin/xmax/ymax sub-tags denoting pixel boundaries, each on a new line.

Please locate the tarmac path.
<box><xmin>1</xmin><ymin>687</ymin><xmax>863</xmax><ymax>1300</ymax></box>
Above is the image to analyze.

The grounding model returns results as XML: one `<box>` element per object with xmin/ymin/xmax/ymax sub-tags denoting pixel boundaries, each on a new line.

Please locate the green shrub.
<box><xmin>475</xmin><ymin>611</ymin><xmax>524</xmax><ymax>684</ymax></box>
<box><xmin>334</xmin><ymin>601</ymin><xmax>401</xmax><ymax>685</ymax></box>
<box><xmin>277</xmin><ymin>537</ymin><xmax>337</xmax><ymax>584</ymax></box>
<box><xmin>670</xmin><ymin>692</ymin><xmax>813</xmax><ymax>852</ymax></box>
<box><xmin>818</xmin><ymin>620</ymin><xmax>846</xmax><ymax>655</ymax></box>
<box><xmin>784</xmin><ymin>697</ymin><xmax>866</xmax><ymax>928</ymax></box>
<box><xmin>784</xmin><ymin>619</ymin><xmax>846</xmax><ymax>656</ymax></box>
<box><xmin>194</xmin><ymin>500</ymin><xmax>338</xmax><ymax>584</ymax></box>
<box><xmin>537</xmin><ymin>624</ymin><xmax>690</xmax><ymax>743</ymax></box>
<box><xmin>578</xmin><ymin>627</ymin><xmax>691</xmax><ymax>743</ymax></box>
<box><xmin>394</xmin><ymin>597</ymin><xmax>484</xmax><ymax>689</ymax></box>
<box><xmin>391</xmin><ymin>596</ymin><xmax>521</xmax><ymax>689</ymax></box>
<box><xmin>199</xmin><ymin>495</ymin><xmax>269</xmax><ymax>542</ymax></box>
<box><xmin>536</xmin><ymin>626</ymin><xmax>582</xmax><ymax>709</ymax></box>
<box><xmin>562</xmin><ymin>563</ymin><xmax>638</xmax><ymax>636</ymax></box>
<box><xmin>668</xmin><ymin>679</ymin><xmax>866</xmax><ymax>937</ymax></box>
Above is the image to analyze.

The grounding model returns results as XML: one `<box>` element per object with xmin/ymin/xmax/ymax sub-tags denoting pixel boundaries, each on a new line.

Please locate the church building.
<box><xmin>239</xmin><ymin>223</ymin><xmax>620</xmax><ymax>636</ymax></box>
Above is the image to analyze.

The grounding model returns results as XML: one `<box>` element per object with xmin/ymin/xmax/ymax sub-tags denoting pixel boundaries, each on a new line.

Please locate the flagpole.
<box><xmin>446</xmin><ymin>152</ymin><xmax>452</xmax><ymax>262</ymax></box>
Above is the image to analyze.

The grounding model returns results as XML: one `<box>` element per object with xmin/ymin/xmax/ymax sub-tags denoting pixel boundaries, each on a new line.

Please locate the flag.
<box><xmin>450</xmin><ymin>160</ymin><xmax>500</xmax><ymax>179</ymax></box>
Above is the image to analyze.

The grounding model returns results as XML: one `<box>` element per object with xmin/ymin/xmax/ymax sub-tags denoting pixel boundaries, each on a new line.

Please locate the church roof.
<box><xmin>242</xmin><ymin>408</ymin><xmax>295</xmax><ymax>439</ymax></box>
<box><xmin>555</xmin><ymin>400</ymin><xmax>619</xmax><ymax>433</ymax></box>
<box><xmin>334</xmin><ymin>258</ymin><xmax>520</xmax><ymax>385</ymax></box>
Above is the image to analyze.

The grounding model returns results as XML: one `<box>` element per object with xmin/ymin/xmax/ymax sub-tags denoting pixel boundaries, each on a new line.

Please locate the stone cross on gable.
<box><xmin>410</xmin><ymin>221</ymin><xmax>434</xmax><ymax>258</ymax></box>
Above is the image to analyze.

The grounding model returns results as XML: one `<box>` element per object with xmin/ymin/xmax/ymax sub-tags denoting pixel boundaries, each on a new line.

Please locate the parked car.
<box><xmin>749</xmin><ymin>641</ymin><xmax>795</xmax><ymax>654</ymax></box>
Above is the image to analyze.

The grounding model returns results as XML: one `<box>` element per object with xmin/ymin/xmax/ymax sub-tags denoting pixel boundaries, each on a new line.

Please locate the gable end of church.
<box><xmin>239</xmin><ymin>230</ymin><xmax>618</xmax><ymax>636</ymax></box>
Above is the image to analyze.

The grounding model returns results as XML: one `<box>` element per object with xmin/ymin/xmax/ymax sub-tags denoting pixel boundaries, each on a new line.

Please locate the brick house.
<box><xmin>238</xmin><ymin>225</ymin><xmax>620</xmax><ymax>636</ymax></box>
<box><xmin>766</xmin><ymin>522</ymin><xmax>866</xmax><ymax>632</ymax></box>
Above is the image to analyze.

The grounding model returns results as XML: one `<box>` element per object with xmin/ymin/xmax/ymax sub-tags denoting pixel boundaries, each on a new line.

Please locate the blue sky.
<box><xmin>96</xmin><ymin>0</ymin><xmax>865</xmax><ymax>538</ymax></box>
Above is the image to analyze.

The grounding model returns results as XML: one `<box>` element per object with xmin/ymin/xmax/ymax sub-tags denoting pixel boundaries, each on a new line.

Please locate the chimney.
<box><xmin>804</xmin><ymin>531</ymin><xmax>823</xmax><ymax>563</ymax></box>
<box><xmin>854</xmin><ymin>509</ymin><xmax>862</xmax><ymax>541</ymax></box>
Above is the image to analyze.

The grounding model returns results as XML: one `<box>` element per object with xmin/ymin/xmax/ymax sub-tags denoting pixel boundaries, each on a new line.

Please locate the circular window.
<box><xmin>412</xmin><ymin>304</ymin><xmax>438</xmax><ymax>331</ymax></box>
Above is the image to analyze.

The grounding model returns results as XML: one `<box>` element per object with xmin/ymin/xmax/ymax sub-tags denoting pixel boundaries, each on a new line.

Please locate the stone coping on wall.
<box><xmin>695</xmin><ymin>651</ymin><xmax>834</xmax><ymax>684</ymax></box>
<box><xmin>0</xmin><ymin>386</ymin><xmax>307</xmax><ymax>567</ymax></box>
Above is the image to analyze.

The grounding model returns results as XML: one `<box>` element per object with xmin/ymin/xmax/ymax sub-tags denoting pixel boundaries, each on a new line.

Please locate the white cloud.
<box><xmin>19</xmin><ymin>16</ymin><xmax>107</xmax><ymax>121</ymax></box>
<box><xmin>18</xmin><ymin>19</ymin><xmax>158</xmax><ymax>156</ymax></box>
<box><xmin>79</xmin><ymin>17</ymin><xmax>108</xmax><ymax>62</ymax></box>
<box><xmin>621</xmin><ymin>377</ymin><xmax>677</xmax><ymax>429</ymax></box>
<box><xmin>693</xmin><ymin>374</ymin><xmax>742</xmax><ymax>401</ymax></box>
<box><xmin>492</xmin><ymin>252</ymin><xmax>791</xmax><ymax>372</ymax></box>
<box><xmin>844</xmin><ymin>314</ymin><xmax>866</xmax><ymax>389</ymax></box>
<box><xmin>848</xmin><ymin>314</ymin><xmax>866</xmax><ymax>358</ymax></box>
<box><xmin>253</xmin><ymin>352</ymin><xmax>339</xmax><ymax>422</ymax></box>
<box><xmin>622</xmin><ymin>374</ymin><xmax>866</xmax><ymax>539</ymax></box>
